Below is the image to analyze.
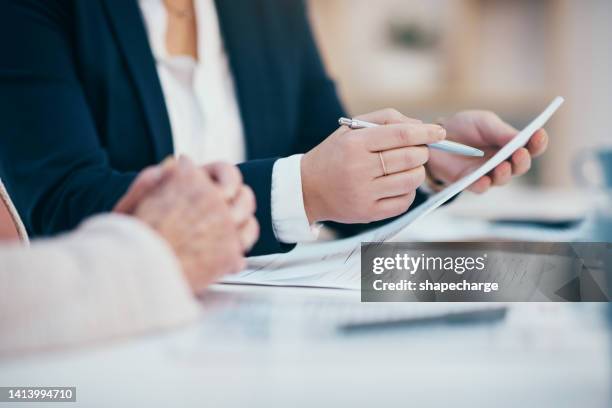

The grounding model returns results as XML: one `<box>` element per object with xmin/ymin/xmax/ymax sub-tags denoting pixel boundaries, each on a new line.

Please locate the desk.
<box><xmin>0</xmin><ymin>285</ymin><xmax>609</xmax><ymax>408</ymax></box>
<box><xmin>392</xmin><ymin>186</ymin><xmax>591</xmax><ymax>243</ymax></box>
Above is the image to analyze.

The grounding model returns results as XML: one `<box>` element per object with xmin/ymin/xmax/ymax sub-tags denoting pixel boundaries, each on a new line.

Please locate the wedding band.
<box><xmin>378</xmin><ymin>152</ymin><xmax>388</xmax><ymax>176</ymax></box>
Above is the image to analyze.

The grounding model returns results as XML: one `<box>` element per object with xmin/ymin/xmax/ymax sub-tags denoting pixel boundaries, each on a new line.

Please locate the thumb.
<box><xmin>478</xmin><ymin>113</ymin><xmax>518</xmax><ymax>147</ymax></box>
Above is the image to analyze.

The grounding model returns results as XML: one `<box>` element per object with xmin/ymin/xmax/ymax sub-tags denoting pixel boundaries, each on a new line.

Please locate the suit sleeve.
<box><xmin>0</xmin><ymin>0</ymin><xmax>137</xmax><ymax>236</ymax></box>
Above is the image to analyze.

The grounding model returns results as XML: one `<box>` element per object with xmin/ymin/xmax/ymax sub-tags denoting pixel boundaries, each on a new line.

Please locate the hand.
<box><xmin>301</xmin><ymin>109</ymin><xmax>446</xmax><ymax>224</ymax></box>
<box><xmin>115</xmin><ymin>158</ymin><xmax>259</xmax><ymax>253</ymax></box>
<box><xmin>116</xmin><ymin>158</ymin><xmax>248</xmax><ymax>294</ymax></box>
<box><xmin>427</xmin><ymin>111</ymin><xmax>549</xmax><ymax>193</ymax></box>
<box><xmin>113</xmin><ymin>164</ymin><xmax>167</xmax><ymax>215</ymax></box>
<box><xmin>201</xmin><ymin>162</ymin><xmax>259</xmax><ymax>252</ymax></box>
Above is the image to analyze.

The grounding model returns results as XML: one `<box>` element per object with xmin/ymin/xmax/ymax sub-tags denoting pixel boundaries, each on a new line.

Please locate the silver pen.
<box><xmin>338</xmin><ymin>117</ymin><xmax>484</xmax><ymax>157</ymax></box>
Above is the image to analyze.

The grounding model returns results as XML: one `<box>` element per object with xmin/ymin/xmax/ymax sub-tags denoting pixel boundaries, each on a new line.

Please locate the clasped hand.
<box><xmin>114</xmin><ymin>157</ymin><xmax>259</xmax><ymax>294</ymax></box>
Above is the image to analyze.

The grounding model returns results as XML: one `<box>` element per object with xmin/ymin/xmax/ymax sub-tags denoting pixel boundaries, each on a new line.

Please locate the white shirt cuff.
<box><xmin>271</xmin><ymin>154</ymin><xmax>321</xmax><ymax>243</ymax></box>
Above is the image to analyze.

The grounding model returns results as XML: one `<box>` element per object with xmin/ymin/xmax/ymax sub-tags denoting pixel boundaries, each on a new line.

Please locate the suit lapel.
<box><xmin>101</xmin><ymin>0</ymin><xmax>174</xmax><ymax>161</ymax></box>
<box><xmin>215</xmin><ymin>0</ymin><xmax>277</xmax><ymax>159</ymax></box>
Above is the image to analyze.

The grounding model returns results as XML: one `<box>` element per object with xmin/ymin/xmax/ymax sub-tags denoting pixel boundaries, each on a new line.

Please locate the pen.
<box><xmin>338</xmin><ymin>117</ymin><xmax>485</xmax><ymax>157</ymax></box>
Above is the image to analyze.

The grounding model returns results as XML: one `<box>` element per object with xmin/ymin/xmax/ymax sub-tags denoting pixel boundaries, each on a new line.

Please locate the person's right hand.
<box><xmin>300</xmin><ymin>109</ymin><xmax>446</xmax><ymax>224</ymax></box>
<box><xmin>122</xmin><ymin>158</ymin><xmax>251</xmax><ymax>294</ymax></box>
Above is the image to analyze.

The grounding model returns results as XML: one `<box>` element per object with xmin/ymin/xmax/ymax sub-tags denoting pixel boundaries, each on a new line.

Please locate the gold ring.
<box><xmin>378</xmin><ymin>152</ymin><xmax>388</xmax><ymax>176</ymax></box>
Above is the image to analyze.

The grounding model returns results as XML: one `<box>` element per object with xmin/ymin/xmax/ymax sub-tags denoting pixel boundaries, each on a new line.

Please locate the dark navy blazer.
<box><xmin>0</xmin><ymin>0</ymin><xmax>427</xmax><ymax>255</ymax></box>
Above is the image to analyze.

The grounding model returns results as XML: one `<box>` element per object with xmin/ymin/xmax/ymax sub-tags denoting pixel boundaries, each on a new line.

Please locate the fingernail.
<box><xmin>177</xmin><ymin>155</ymin><xmax>193</xmax><ymax>170</ymax></box>
<box><xmin>161</xmin><ymin>156</ymin><xmax>175</xmax><ymax>168</ymax></box>
<box><xmin>435</xmin><ymin>126</ymin><xmax>446</xmax><ymax>139</ymax></box>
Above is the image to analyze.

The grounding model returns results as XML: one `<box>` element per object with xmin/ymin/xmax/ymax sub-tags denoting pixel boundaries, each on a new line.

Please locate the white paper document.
<box><xmin>224</xmin><ymin>97</ymin><xmax>565</xmax><ymax>289</ymax></box>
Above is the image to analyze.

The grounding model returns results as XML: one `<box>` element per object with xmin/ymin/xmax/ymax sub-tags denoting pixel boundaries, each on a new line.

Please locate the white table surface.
<box><xmin>0</xmin><ymin>284</ymin><xmax>609</xmax><ymax>408</ymax></box>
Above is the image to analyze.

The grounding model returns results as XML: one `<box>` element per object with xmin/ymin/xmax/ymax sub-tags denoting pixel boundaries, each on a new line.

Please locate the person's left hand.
<box><xmin>426</xmin><ymin>110</ymin><xmax>549</xmax><ymax>193</ymax></box>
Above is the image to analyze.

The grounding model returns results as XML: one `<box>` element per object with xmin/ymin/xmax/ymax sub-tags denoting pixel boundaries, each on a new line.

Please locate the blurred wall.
<box><xmin>308</xmin><ymin>0</ymin><xmax>612</xmax><ymax>188</ymax></box>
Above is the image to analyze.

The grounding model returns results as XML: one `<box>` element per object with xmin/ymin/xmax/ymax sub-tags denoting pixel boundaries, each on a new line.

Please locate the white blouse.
<box><xmin>138</xmin><ymin>0</ymin><xmax>318</xmax><ymax>243</ymax></box>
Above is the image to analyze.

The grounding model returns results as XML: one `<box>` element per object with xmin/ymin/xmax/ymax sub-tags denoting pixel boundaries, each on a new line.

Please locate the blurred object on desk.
<box><xmin>393</xmin><ymin>203</ymin><xmax>585</xmax><ymax>243</ymax></box>
<box><xmin>441</xmin><ymin>185</ymin><xmax>591</xmax><ymax>224</ymax></box>
<box><xmin>574</xmin><ymin>146</ymin><xmax>612</xmax><ymax>189</ymax></box>
<box><xmin>574</xmin><ymin>146</ymin><xmax>612</xmax><ymax>242</ymax></box>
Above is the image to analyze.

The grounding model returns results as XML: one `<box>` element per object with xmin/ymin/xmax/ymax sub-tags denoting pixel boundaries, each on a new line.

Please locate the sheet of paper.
<box><xmin>224</xmin><ymin>97</ymin><xmax>565</xmax><ymax>289</ymax></box>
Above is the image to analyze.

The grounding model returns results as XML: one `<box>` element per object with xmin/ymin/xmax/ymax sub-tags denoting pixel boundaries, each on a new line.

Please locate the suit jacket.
<box><xmin>0</xmin><ymin>0</ymin><xmax>428</xmax><ymax>255</ymax></box>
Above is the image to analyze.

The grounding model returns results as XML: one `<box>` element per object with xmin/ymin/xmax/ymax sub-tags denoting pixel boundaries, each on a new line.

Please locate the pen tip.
<box><xmin>338</xmin><ymin>118</ymin><xmax>351</xmax><ymax>127</ymax></box>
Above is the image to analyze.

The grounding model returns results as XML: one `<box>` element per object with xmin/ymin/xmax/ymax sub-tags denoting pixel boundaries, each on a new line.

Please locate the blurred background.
<box><xmin>308</xmin><ymin>0</ymin><xmax>612</xmax><ymax>191</ymax></box>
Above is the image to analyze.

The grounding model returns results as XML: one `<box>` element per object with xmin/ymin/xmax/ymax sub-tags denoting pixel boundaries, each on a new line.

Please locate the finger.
<box><xmin>239</xmin><ymin>217</ymin><xmax>260</xmax><ymax>252</ymax></box>
<box><xmin>177</xmin><ymin>154</ymin><xmax>195</xmax><ymax>168</ymax></box>
<box><xmin>230</xmin><ymin>186</ymin><xmax>256</xmax><ymax>225</ymax></box>
<box><xmin>355</xmin><ymin>108</ymin><xmax>422</xmax><ymax>125</ymax></box>
<box><xmin>375</xmin><ymin>192</ymin><xmax>417</xmax><ymax>220</ymax></box>
<box><xmin>378</xmin><ymin>146</ymin><xmax>429</xmax><ymax>176</ymax></box>
<box><xmin>364</xmin><ymin>123</ymin><xmax>446</xmax><ymax>152</ymax></box>
<box><xmin>113</xmin><ymin>166</ymin><xmax>164</xmax><ymax>214</ymax></box>
<box><xmin>479</xmin><ymin>112</ymin><xmax>519</xmax><ymax>146</ymax></box>
<box><xmin>490</xmin><ymin>161</ymin><xmax>512</xmax><ymax>186</ymax></box>
<box><xmin>510</xmin><ymin>148</ymin><xmax>531</xmax><ymax>176</ymax></box>
<box><xmin>373</xmin><ymin>166</ymin><xmax>426</xmax><ymax>198</ymax></box>
<box><xmin>526</xmin><ymin>129</ymin><xmax>548</xmax><ymax>158</ymax></box>
<box><xmin>174</xmin><ymin>155</ymin><xmax>204</xmax><ymax>181</ymax></box>
<box><xmin>203</xmin><ymin>162</ymin><xmax>243</xmax><ymax>200</ymax></box>
<box><xmin>468</xmin><ymin>176</ymin><xmax>492</xmax><ymax>194</ymax></box>
<box><xmin>173</xmin><ymin>156</ymin><xmax>211</xmax><ymax>188</ymax></box>
<box><xmin>161</xmin><ymin>155</ymin><xmax>176</xmax><ymax>169</ymax></box>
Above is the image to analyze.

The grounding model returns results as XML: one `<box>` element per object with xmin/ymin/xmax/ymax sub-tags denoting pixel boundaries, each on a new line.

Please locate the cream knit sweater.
<box><xmin>0</xmin><ymin>180</ymin><xmax>200</xmax><ymax>357</ymax></box>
